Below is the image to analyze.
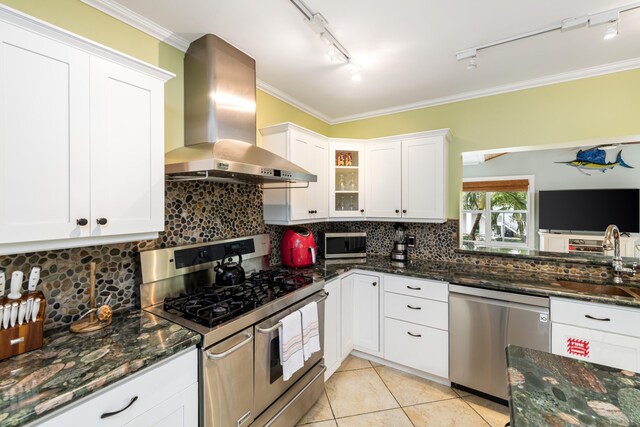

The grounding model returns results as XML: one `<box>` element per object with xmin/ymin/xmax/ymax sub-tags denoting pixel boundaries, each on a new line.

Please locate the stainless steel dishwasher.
<box><xmin>449</xmin><ymin>284</ymin><xmax>550</xmax><ymax>400</ymax></box>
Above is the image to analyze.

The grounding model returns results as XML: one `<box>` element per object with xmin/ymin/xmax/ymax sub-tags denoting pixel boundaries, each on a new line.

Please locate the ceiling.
<box><xmin>106</xmin><ymin>0</ymin><xmax>640</xmax><ymax>123</ymax></box>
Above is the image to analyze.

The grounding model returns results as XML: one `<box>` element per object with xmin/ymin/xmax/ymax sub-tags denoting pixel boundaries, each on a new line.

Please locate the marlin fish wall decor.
<box><xmin>556</xmin><ymin>146</ymin><xmax>633</xmax><ymax>176</ymax></box>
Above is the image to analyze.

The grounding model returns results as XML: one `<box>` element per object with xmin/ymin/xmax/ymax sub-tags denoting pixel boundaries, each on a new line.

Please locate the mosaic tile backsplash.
<box><xmin>0</xmin><ymin>181</ymin><xmax>264</xmax><ymax>330</ymax></box>
<box><xmin>1</xmin><ymin>179</ymin><xmax>635</xmax><ymax>330</ymax></box>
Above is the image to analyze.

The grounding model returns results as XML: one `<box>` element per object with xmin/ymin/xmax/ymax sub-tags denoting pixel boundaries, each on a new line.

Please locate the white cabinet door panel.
<box><xmin>0</xmin><ymin>22</ymin><xmax>90</xmax><ymax>244</ymax></box>
<box><xmin>341</xmin><ymin>274</ymin><xmax>354</xmax><ymax>360</ymax></box>
<box><xmin>552</xmin><ymin>323</ymin><xmax>640</xmax><ymax>372</ymax></box>
<box><xmin>353</xmin><ymin>273</ymin><xmax>380</xmax><ymax>353</ymax></box>
<box><xmin>365</xmin><ymin>141</ymin><xmax>401</xmax><ymax>218</ymax></box>
<box><xmin>384</xmin><ymin>292</ymin><xmax>448</xmax><ymax>330</ymax></box>
<box><xmin>385</xmin><ymin>317</ymin><xmax>448</xmax><ymax>379</ymax></box>
<box><xmin>401</xmin><ymin>137</ymin><xmax>444</xmax><ymax>220</ymax></box>
<box><xmin>90</xmin><ymin>57</ymin><xmax>164</xmax><ymax>237</ymax></box>
<box><xmin>124</xmin><ymin>382</ymin><xmax>198</xmax><ymax>427</ymax></box>
<box><xmin>324</xmin><ymin>279</ymin><xmax>341</xmax><ymax>380</ymax></box>
<box><xmin>550</xmin><ymin>298</ymin><xmax>640</xmax><ymax>338</ymax></box>
<box><xmin>289</xmin><ymin>134</ymin><xmax>312</xmax><ymax>221</ymax></box>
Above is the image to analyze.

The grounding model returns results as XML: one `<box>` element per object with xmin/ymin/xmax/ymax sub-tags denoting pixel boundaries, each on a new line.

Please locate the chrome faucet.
<box><xmin>603</xmin><ymin>224</ymin><xmax>637</xmax><ymax>284</ymax></box>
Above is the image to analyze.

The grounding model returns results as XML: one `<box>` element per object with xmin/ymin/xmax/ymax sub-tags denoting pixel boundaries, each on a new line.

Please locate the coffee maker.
<box><xmin>390</xmin><ymin>223</ymin><xmax>409</xmax><ymax>262</ymax></box>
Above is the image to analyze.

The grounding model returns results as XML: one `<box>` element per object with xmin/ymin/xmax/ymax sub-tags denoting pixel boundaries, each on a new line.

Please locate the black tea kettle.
<box><xmin>214</xmin><ymin>250</ymin><xmax>245</xmax><ymax>287</ymax></box>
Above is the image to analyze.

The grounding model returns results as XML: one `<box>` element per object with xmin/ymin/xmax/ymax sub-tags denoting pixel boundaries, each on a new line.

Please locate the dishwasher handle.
<box><xmin>449</xmin><ymin>284</ymin><xmax>549</xmax><ymax>308</ymax></box>
<box><xmin>450</xmin><ymin>291</ymin><xmax>549</xmax><ymax>314</ymax></box>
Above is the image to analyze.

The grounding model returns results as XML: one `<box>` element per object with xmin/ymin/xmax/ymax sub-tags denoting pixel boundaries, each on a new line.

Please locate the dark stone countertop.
<box><xmin>302</xmin><ymin>255</ymin><xmax>640</xmax><ymax>309</ymax></box>
<box><xmin>0</xmin><ymin>309</ymin><xmax>200</xmax><ymax>427</ymax></box>
<box><xmin>456</xmin><ymin>246</ymin><xmax>637</xmax><ymax>266</ymax></box>
<box><xmin>507</xmin><ymin>345</ymin><xmax>640</xmax><ymax>426</ymax></box>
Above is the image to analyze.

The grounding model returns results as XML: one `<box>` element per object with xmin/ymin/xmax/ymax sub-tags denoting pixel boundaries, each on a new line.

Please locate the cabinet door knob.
<box><xmin>76</xmin><ymin>218</ymin><xmax>88</xmax><ymax>226</ymax></box>
<box><xmin>395</xmin><ymin>209</ymin><xmax>400</xmax><ymax>214</ymax></box>
<box><xmin>360</xmin><ymin>209</ymin><xmax>365</xmax><ymax>213</ymax></box>
<box><xmin>308</xmin><ymin>210</ymin><xmax>312</xmax><ymax>214</ymax></box>
<box><xmin>402</xmin><ymin>209</ymin><xmax>407</xmax><ymax>214</ymax></box>
<box><xmin>96</xmin><ymin>218</ymin><xmax>108</xmax><ymax>226</ymax></box>
<box><xmin>314</xmin><ymin>210</ymin><xmax>318</xmax><ymax>214</ymax></box>
<box><xmin>372</xmin><ymin>282</ymin><xmax>377</xmax><ymax>287</ymax></box>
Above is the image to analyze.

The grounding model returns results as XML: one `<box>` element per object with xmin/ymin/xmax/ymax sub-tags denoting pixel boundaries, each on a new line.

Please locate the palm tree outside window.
<box><xmin>461</xmin><ymin>176</ymin><xmax>534</xmax><ymax>249</ymax></box>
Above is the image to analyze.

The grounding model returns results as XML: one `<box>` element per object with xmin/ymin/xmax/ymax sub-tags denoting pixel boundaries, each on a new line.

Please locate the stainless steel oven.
<box><xmin>254</xmin><ymin>292</ymin><xmax>326</xmax><ymax>418</ymax></box>
<box><xmin>320</xmin><ymin>232</ymin><xmax>367</xmax><ymax>259</ymax></box>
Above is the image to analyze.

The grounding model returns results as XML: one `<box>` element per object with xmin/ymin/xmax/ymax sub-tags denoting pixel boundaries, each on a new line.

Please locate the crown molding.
<box><xmin>256</xmin><ymin>80</ymin><xmax>332</xmax><ymax>124</ymax></box>
<box><xmin>79</xmin><ymin>1</ymin><xmax>640</xmax><ymax>126</ymax></box>
<box><xmin>81</xmin><ymin>0</ymin><xmax>190</xmax><ymax>52</ymax></box>
<box><xmin>330</xmin><ymin>57</ymin><xmax>640</xmax><ymax>124</ymax></box>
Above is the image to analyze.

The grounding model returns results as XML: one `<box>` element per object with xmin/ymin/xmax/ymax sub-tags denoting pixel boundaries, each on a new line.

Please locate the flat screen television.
<box><xmin>539</xmin><ymin>189</ymin><xmax>640</xmax><ymax>233</ymax></box>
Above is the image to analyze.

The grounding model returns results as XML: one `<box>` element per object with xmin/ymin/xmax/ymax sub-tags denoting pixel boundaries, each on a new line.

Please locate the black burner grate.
<box><xmin>163</xmin><ymin>270</ymin><xmax>313</xmax><ymax>328</ymax></box>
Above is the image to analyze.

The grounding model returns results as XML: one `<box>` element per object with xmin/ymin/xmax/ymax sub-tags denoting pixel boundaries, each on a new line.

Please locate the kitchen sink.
<box><xmin>553</xmin><ymin>280</ymin><xmax>640</xmax><ymax>298</ymax></box>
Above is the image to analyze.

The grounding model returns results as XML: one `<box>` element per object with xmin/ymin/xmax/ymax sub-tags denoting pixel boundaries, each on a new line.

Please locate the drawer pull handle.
<box><xmin>407</xmin><ymin>286</ymin><xmax>421</xmax><ymax>291</ymax></box>
<box><xmin>407</xmin><ymin>332</ymin><xmax>422</xmax><ymax>338</ymax></box>
<box><xmin>101</xmin><ymin>396</ymin><xmax>138</xmax><ymax>419</ymax></box>
<box><xmin>585</xmin><ymin>314</ymin><xmax>611</xmax><ymax>322</ymax></box>
<box><xmin>407</xmin><ymin>305</ymin><xmax>422</xmax><ymax>310</ymax></box>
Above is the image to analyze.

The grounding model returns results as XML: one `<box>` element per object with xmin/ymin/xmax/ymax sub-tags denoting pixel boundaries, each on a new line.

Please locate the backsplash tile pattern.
<box><xmin>1</xmin><ymin>179</ymin><xmax>636</xmax><ymax>331</ymax></box>
<box><xmin>0</xmin><ymin>181</ymin><xmax>264</xmax><ymax>330</ymax></box>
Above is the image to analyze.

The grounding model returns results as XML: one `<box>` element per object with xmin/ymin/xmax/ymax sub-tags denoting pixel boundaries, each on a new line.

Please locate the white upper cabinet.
<box><xmin>330</xmin><ymin>140</ymin><xmax>366</xmax><ymax>218</ymax></box>
<box><xmin>0</xmin><ymin>22</ymin><xmax>91</xmax><ymax>245</ymax></box>
<box><xmin>401</xmin><ymin>135</ymin><xmax>447</xmax><ymax>221</ymax></box>
<box><xmin>260</xmin><ymin>123</ymin><xmax>328</xmax><ymax>225</ymax></box>
<box><xmin>365</xmin><ymin>140</ymin><xmax>402</xmax><ymax>218</ymax></box>
<box><xmin>0</xmin><ymin>7</ymin><xmax>173</xmax><ymax>255</ymax></box>
<box><xmin>90</xmin><ymin>57</ymin><xmax>165</xmax><ymax>237</ymax></box>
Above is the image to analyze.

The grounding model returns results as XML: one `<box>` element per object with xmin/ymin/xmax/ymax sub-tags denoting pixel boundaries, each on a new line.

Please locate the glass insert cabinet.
<box><xmin>329</xmin><ymin>140</ymin><xmax>366</xmax><ymax>218</ymax></box>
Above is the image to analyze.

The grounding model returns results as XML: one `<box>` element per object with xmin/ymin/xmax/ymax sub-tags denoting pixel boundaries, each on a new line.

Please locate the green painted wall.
<box><xmin>330</xmin><ymin>69</ymin><xmax>640</xmax><ymax>218</ymax></box>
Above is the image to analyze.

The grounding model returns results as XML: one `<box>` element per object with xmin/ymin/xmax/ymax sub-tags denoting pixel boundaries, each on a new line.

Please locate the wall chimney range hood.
<box><xmin>165</xmin><ymin>34</ymin><xmax>317</xmax><ymax>185</ymax></box>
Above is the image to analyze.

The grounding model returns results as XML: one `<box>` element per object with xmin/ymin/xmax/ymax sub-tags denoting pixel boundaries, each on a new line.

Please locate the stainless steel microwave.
<box><xmin>320</xmin><ymin>232</ymin><xmax>367</xmax><ymax>259</ymax></box>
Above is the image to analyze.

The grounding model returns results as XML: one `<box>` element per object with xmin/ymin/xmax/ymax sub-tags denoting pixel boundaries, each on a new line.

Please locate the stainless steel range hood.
<box><xmin>165</xmin><ymin>34</ymin><xmax>316</xmax><ymax>184</ymax></box>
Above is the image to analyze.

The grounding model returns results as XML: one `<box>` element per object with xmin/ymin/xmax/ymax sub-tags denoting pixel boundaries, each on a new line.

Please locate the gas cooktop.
<box><xmin>163</xmin><ymin>270</ymin><xmax>313</xmax><ymax>328</ymax></box>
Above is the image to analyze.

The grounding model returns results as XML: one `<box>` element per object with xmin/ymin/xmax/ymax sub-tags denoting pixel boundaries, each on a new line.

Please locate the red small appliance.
<box><xmin>281</xmin><ymin>226</ymin><xmax>317</xmax><ymax>268</ymax></box>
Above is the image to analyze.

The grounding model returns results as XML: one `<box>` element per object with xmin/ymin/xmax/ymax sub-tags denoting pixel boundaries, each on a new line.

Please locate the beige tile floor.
<box><xmin>297</xmin><ymin>355</ymin><xmax>510</xmax><ymax>427</ymax></box>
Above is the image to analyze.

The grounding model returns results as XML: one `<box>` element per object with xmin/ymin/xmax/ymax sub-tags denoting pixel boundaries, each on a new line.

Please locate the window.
<box><xmin>460</xmin><ymin>177</ymin><xmax>534</xmax><ymax>249</ymax></box>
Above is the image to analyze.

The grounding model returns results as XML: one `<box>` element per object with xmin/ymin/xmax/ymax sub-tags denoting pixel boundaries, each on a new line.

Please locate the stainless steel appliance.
<box><xmin>449</xmin><ymin>285</ymin><xmax>550</xmax><ymax>400</ymax></box>
<box><xmin>138</xmin><ymin>234</ymin><xmax>327</xmax><ymax>427</ymax></box>
<box><xmin>390</xmin><ymin>223</ymin><xmax>409</xmax><ymax>262</ymax></box>
<box><xmin>164</xmin><ymin>34</ymin><xmax>316</xmax><ymax>185</ymax></box>
<box><xmin>320</xmin><ymin>232</ymin><xmax>367</xmax><ymax>259</ymax></box>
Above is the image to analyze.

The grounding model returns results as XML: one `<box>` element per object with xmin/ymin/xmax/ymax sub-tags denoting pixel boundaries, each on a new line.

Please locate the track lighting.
<box><xmin>455</xmin><ymin>3</ymin><xmax>637</xmax><ymax>68</ymax></box>
<box><xmin>603</xmin><ymin>21</ymin><xmax>619</xmax><ymax>40</ymax></box>
<box><xmin>290</xmin><ymin>0</ymin><xmax>361</xmax><ymax>82</ymax></box>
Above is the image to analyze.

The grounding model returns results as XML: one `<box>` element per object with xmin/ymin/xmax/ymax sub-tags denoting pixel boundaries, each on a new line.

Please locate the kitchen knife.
<box><xmin>18</xmin><ymin>300</ymin><xmax>26</xmax><ymax>325</ymax></box>
<box><xmin>2</xmin><ymin>304</ymin><xmax>9</xmax><ymax>329</ymax></box>
<box><xmin>0</xmin><ymin>306</ymin><xmax>3</xmax><ymax>329</ymax></box>
<box><xmin>31</xmin><ymin>298</ymin><xmax>41</xmax><ymax>322</ymax></box>
<box><xmin>10</xmin><ymin>302</ymin><xmax>18</xmax><ymax>327</ymax></box>
<box><xmin>27</xmin><ymin>267</ymin><xmax>40</xmax><ymax>292</ymax></box>
<box><xmin>0</xmin><ymin>268</ymin><xmax>5</xmax><ymax>297</ymax></box>
<box><xmin>25</xmin><ymin>297</ymin><xmax>33</xmax><ymax>322</ymax></box>
<box><xmin>8</xmin><ymin>271</ymin><xmax>23</xmax><ymax>299</ymax></box>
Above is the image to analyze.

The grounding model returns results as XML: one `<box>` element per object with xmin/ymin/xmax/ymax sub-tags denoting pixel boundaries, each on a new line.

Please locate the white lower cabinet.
<box><xmin>383</xmin><ymin>274</ymin><xmax>449</xmax><ymax>380</ymax></box>
<box><xmin>352</xmin><ymin>273</ymin><xmax>381</xmax><ymax>355</ymax></box>
<box><xmin>384</xmin><ymin>317</ymin><xmax>449</xmax><ymax>379</ymax></box>
<box><xmin>551</xmin><ymin>298</ymin><xmax>640</xmax><ymax>371</ymax></box>
<box><xmin>324</xmin><ymin>278</ymin><xmax>342</xmax><ymax>380</ymax></box>
<box><xmin>39</xmin><ymin>349</ymin><xmax>198</xmax><ymax>427</ymax></box>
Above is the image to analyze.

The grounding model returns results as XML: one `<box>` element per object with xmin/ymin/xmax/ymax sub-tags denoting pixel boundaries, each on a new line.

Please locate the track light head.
<box><xmin>467</xmin><ymin>56</ymin><xmax>478</xmax><ymax>70</ymax></box>
<box><xmin>603</xmin><ymin>21</ymin><xmax>619</xmax><ymax>40</ymax></box>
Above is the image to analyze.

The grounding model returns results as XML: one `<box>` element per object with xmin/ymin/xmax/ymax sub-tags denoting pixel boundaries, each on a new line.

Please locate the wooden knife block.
<box><xmin>0</xmin><ymin>291</ymin><xmax>45</xmax><ymax>361</ymax></box>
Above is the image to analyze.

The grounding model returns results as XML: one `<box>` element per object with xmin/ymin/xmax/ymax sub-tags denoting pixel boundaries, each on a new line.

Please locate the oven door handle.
<box><xmin>205</xmin><ymin>332</ymin><xmax>253</xmax><ymax>360</ymax></box>
<box><xmin>256</xmin><ymin>291</ymin><xmax>329</xmax><ymax>335</ymax></box>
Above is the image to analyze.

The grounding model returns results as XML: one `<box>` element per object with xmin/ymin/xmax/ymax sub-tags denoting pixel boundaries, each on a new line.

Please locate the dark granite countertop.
<box><xmin>507</xmin><ymin>346</ymin><xmax>640</xmax><ymax>426</ymax></box>
<box><xmin>0</xmin><ymin>309</ymin><xmax>200</xmax><ymax>427</ymax></box>
<box><xmin>304</xmin><ymin>255</ymin><xmax>640</xmax><ymax>309</ymax></box>
<box><xmin>456</xmin><ymin>246</ymin><xmax>637</xmax><ymax>266</ymax></box>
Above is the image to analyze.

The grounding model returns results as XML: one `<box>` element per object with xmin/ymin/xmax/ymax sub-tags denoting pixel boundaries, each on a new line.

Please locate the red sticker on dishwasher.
<box><xmin>567</xmin><ymin>338</ymin><xmax>590</xmax><ymax>358</ymax></box>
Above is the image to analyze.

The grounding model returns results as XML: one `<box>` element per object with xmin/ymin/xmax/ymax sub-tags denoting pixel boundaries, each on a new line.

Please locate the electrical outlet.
<box><xmin>407</xmin><ymin>234</ymin><xmax>416</xmax><ymax>248</ymax></box>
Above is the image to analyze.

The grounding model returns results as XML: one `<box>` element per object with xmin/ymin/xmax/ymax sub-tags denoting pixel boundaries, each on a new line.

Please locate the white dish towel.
<box><xmin>300</xmin><ymin>301</ymin><xmax>321</xmax><ymax>361</ymax></box>
<box><xmin>279</xmin><ymin>310</ymin><xmax>304</xmax><ymax>381</ymax></box>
